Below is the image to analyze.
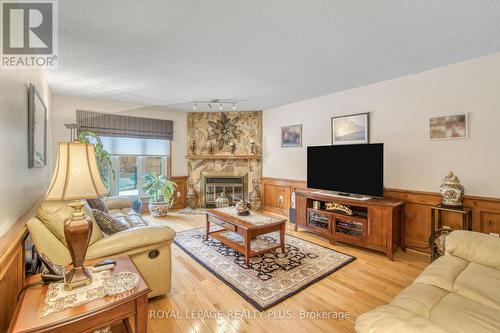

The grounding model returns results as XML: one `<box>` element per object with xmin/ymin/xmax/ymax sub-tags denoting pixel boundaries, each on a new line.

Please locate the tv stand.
<box><xmin>295</xmin><ymin>190</ymin><xmax>405</xmax><ymax>260</ymax></box>
<box><xmin>311</xmin><ymin>190</ymin><xmax>371</xmax><ymax>201</ymax></box>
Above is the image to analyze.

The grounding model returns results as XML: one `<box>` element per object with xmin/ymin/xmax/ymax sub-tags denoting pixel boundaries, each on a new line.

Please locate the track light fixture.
<box><xmin>191</xmin><ymin>99</ymin><xmax>238</xmax><ymax>111</ymax></box>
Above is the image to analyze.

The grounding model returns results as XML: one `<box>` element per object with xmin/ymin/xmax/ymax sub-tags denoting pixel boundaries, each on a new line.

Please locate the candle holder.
<box><xmin>229</xmin><ymin>142</ymin><xmax>236</xmax><ymax>155</ymax></box>
<box><xmin>190</xmin><ymin>140</ymin><xmax>196</xmax><ymax>155</ymax></box>
<box><xmin>206</xmin><ymin>142</ymin><xmax>215</xmax><ymax>155</ymax></box>
<box><xmin>249</xmin><ymin>140</ymin><xmax>256</xmax><ymax>155</ymax></box>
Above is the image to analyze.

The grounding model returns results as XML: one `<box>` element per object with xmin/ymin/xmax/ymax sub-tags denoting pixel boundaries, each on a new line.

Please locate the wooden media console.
<box><xmin>295</xmin><ymin>190</ymin><xmax>405</xmax><ymax>260</ymax></box>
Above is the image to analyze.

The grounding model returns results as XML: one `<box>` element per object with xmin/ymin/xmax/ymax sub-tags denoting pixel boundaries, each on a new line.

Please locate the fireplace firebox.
<box><xmin>200</xmin><ymin>172</ymin><xmax>248</xmax><ymax>208</ymax></box>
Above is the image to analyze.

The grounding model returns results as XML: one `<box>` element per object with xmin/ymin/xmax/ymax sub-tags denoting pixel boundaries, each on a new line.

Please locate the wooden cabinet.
<box><xmin>295</xmin><ymin>190</ymin><xmax>404</xmax><ymax>260</ymax></box>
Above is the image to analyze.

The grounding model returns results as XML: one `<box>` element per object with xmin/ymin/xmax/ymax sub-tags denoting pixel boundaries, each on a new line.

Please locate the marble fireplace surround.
<box><xmin>187</xmin><ymin>111</ymin><xmax>263</xmax><ymax>209</ymax></box>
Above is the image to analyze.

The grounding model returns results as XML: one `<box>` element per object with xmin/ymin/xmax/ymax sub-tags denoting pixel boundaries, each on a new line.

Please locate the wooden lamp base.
<box><xmin>63</xmin><ymin>200</ymin><xmax>93</xmax><ymax>290</ymax></box>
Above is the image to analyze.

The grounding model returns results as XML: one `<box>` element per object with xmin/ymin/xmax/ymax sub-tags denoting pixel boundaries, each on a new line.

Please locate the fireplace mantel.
<box><xmin>186</xmin><ymin>155</ymin><xmax>261</xmax><ymax>160</ymax></box>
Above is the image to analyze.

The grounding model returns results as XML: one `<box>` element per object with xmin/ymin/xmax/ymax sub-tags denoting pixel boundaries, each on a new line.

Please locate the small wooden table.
<box><xmin>429</xmin><ymin>204</ymin><xmax>473</xmax><ymax>262</ymax></box>
<box><xmin>205</xmin><ymin>208</ymin><xmax>287</xmax><ymax>266</ymax></box>
<box><xmin>8</xmin><ymin>256</ymin><xmax>150</xmax><ymax>333</ymax></box>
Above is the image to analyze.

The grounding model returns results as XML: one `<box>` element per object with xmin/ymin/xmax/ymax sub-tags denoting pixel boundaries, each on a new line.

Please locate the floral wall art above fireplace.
<box><xmin>207</xmin><ymin>112</ymin><xmax>243</xmax><ymax>150</ymax></box>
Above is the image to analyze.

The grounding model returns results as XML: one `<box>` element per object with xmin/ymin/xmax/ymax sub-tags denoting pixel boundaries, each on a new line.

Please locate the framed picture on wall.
<box><xmin>28</xmin><ymin>83</ymin><xmax>47</xmax><ymax>168</ymax></box>
<box><xmin>429</xmin><ymin>113</ymin><xmax>468</xmax><ymax>140</ymax></box>
<box><xmin>281</xmin><ymin>124</ymin><xmax>302</xmax><ymax>147</ymax></box>
<box><xmin>331</xmin><ymin>112</ymin><xmax>370</xmax><ymax>145</ymax></box>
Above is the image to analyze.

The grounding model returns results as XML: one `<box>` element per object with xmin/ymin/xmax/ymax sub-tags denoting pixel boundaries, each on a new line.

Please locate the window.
<box><xmin>118</xmin><ymin>156</ymin><xmax>138</xmax><ymax>196</ymax></box>
<box><xmin>100</xmin><ymin>136</ymin><xmax>170</xmax><ymax>197</ymax></box>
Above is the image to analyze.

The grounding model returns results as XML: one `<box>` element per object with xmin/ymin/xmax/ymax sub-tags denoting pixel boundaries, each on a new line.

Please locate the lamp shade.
<box><xmin>46</xmin><ymin>142</ymin><xmax>109</xmax><ymax>200</ymax></box>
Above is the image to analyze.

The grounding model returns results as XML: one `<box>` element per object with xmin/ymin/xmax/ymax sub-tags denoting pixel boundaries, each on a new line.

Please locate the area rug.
<box><xmin>178</xmin><ymin>207</ymin><xmax>206</xmax><ymax>215</ymax></box>
<box><xmin>174</xmin><ymin>228</ymin><xmax>355</xmax><ymax>311</ymax></box>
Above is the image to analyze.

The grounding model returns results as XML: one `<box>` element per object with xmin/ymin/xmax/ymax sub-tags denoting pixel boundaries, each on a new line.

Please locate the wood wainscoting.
<box><xmin>171</xmin><ymin>175</ymin><xmax>188</xmax><ymax>210</ymax></box>
<box><xmin>0</xmin><ymin>199</ymin><xmax>41</xmax><ymax>332</ymax></box>
<box><xmin>261</xmin><ymin>177</ymin><xmax>307</xmax><ymax>217</ymax></box>
<box><xmin>384</xmin><ymin>189</ymin><xmax>500</xmax><ymax>252</ymax></box>
<box><xmin>261</xmin><ymin>177</ymin><xmax>500</xmax><ymax>253</ymax></box>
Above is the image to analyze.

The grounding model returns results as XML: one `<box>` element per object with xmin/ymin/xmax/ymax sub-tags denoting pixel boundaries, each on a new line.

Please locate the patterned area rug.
<box><xmin>178</xmin><ymin>207</ymin><xmax>206</xmax><ymax>215</ymax></box>
<box><xmin>174</xmin><ymin>228</ymin><xmax>355</xmax><ymax>311</ymax></box>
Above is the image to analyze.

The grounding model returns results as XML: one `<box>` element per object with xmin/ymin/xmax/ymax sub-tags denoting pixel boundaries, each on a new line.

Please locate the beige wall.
<box><xmin>0</xmin><ymin>70</ymin><xmax>53</xmax><ymax>237</ymax></box>
<box><xmin>263</xmin><ymin>53</ymin><xmax>500</xmax><ymax>198</ymax></box>
<box><xmin>51</xmin><ymin>95</ymin><xmax>188</xmax><ymax>177</ymax></box>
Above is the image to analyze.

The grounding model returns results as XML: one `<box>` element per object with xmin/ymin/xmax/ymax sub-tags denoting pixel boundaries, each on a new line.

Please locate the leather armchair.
<box><xmin>27</xmin><ymin>198</ymin><xmax>176</xmax><ymax>298</ymax></box>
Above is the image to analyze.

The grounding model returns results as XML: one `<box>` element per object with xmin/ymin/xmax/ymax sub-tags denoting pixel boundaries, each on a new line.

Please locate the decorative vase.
<box><xmin>148</xmin><ymin>202</ymin><xmax>171</xmax><ymax>217</ymax></box>
<box><xmin>235</xmin><ymin>199</ymin><xmax>251</xmax><ymax>216</ymax></box>
<box><xmin>187</xmin><ymin>187</ymin><xmax>198</xmax><ymax>209</ymax></box>
<box><xmin>215</xmin><ymin>193</ymin><xmax>230</xmax><ymax>208</ymax></box>
<box><xmin>439</xmin><ymin>171</ymin><xmax>465</xmax><ymax>207</ymax></box>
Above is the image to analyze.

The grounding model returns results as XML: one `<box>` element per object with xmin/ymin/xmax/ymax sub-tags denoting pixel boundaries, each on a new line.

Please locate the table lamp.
<box><xmin>45</xmin><ymin>141</ymin><xmax>109</xmax><ymax>290</ymax></box>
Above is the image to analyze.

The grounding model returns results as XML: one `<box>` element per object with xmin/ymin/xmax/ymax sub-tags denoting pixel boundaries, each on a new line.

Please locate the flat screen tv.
<box><xmin>307</xmin><ymin>143</ymin><xmax>384</xmax><ymax>198</ymax></box>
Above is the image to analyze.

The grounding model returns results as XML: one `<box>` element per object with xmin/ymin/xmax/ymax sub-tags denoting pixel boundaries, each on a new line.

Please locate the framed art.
<box><xmin>429</xmin><ymin>114</ymin><xmax>468</xmax><ymax>140</ymax></box>
<box><xmin>28</xmin><ymin>83</ymin><xmax>48</xmax><ymax>168</ymax></box>
<box><xmin>331</xmin><ymin>112</ymin><xmax>369</xmax><ymax>145</ymax></box>
<box><xmin>281</xmin><ymin>124</ymin><xmax>302</xmax><ymax>147</ymax></box>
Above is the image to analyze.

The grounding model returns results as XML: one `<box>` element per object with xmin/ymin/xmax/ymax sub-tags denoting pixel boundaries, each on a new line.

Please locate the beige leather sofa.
<box><xmin>355</xmin><ymin>230</ymin><xmax>500</xmax><ymax>333</ymax></box>
<box><xmin>27</xmin><ymin>197</ymin><xmax>176</xmax><ymax>298</ymax></box>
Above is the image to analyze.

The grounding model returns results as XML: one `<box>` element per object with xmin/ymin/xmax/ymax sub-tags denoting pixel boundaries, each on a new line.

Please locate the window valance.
<box><xmin>76</xmin><ymin>110</ymin><xmax>173</xmax><ymax>140</ymax></box>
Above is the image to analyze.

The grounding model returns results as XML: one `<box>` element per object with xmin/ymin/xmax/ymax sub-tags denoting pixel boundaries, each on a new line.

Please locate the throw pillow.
<box><xmin>36</xmin><ymin>201</ymin><xmax>104</xmax><ymax>246</ymax></box>
<box><xmin>92</xmin><ymin>209</ymin><xmax>130</xmax><ymax>235</ymax></box>
<box><xmin>86</xmin><ymin>197</ymin><xmax>108</xmax><ymax>213</ymax></box>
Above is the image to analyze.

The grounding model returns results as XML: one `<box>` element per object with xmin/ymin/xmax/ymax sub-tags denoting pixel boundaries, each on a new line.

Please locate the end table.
<box><xmin>430</xmin><ymin>204</ymin><xmax>472</xmax><ymax>262</ymax></box>
<box><xmin>8</xmin><ymin>256</ymin><xmax>150</xmax><ymax>333</ymax></box>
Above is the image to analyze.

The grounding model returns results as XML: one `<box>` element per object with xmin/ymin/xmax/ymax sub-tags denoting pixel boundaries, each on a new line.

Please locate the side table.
<box><xmin>429</xmin><ymin>204</ymin><xmax>472</xmax><ymax>262</ymax></box>
<box><xmin>8</xmin><ymin>256</ymin><xmax>150</xmax><ymax>333</ymax></box>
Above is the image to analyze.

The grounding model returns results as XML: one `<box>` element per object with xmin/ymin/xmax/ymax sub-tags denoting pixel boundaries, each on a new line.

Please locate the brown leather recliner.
<box><xmin>27</xmin><ymin>197</ymin><xmax>175</xmax><ymax>298</ymax></box>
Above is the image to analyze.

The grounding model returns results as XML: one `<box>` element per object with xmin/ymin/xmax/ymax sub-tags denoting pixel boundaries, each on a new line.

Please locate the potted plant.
<box><xmin>78</xmin><ymin>131</ymin><xmax>115</xmax><ymax>189</ymax></box>
<box><xmin>143</xmin><ymin>173</ymin><xmax>177</xmax><ymax>216</ymax></box>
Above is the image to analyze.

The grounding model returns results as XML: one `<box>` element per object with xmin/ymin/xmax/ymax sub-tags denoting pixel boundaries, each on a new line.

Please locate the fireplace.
<box><xmin>200</xmin><ymin>172</ymin><xmax>248</xmax><ymax>208</ymax></box>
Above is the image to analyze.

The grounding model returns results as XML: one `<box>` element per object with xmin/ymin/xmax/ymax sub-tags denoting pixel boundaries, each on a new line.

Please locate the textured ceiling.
<box><xmin>47</xmin><ymin>0</ymin><xmax>500</xmax><ymax>111</ymax></box>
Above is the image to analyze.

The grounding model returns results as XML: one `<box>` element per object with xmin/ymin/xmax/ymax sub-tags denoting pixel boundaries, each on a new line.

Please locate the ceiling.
<box><xmin>47</xmin><ymin>0</ymin><xmax>500</xmax><ymax>111</ymax></box>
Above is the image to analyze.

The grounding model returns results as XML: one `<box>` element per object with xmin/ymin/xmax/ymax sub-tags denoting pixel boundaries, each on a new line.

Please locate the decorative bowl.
<box><xmin>104</xmin><ymin>272</ymin><xmax>139</xmax><ymax>296</ymax></box>
<box><xmin>235</xmin><ymin>199</ymin><xmax>251</xmax><ymax>216</ymax></box>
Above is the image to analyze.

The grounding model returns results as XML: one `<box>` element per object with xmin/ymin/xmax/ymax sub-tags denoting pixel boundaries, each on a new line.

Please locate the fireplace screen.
<box><xmin>202</xmin><ymin>174</ymin><xmax>247</xmax><ymax>208</ymax></box>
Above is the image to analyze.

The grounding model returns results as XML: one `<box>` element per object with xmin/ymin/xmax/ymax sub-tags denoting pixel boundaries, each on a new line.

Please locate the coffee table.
<box><xmin>205</xmin><ymin>207</ymin><xmax>287</xmax><ymax>266</ymax></box>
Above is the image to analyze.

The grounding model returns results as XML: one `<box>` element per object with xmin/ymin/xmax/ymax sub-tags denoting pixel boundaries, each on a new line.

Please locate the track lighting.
<box><xmin>190</xmin><ymin>99</ymin><xmax>238</xmax><ymax>110</ymax></box>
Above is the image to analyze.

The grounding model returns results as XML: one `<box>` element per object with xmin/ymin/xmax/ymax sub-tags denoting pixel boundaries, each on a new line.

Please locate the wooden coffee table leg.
<box><xmin>205</xmin><ymin>214</ymin><xmax>210</xmax><ymax>241</ymax></box>
<box><xmin>244</xmin><ymin>231</ymin><xmax>251</xmax><ymax>267</ymax></box>
<box><xmin>280</xmin><ymin>224</ymin><xmax>286</xmax><ymax>253</ymax></box>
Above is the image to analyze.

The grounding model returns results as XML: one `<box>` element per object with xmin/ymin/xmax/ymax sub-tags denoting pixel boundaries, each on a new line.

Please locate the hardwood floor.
<box><xmin>145</xmin><ymin>212</ymin><xmax>429</xmax><ymax>333</ymax></box>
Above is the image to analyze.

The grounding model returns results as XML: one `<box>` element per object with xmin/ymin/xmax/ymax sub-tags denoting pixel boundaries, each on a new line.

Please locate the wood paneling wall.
<box><xmin>261</xmin><ymin>177</ymin><xmax>307</xmax><ymax>217</ymax></box>
<box><xmin>385</xmin><ymin>189</ymin><xmax>500</xmax><ymax>252</ymax></box>
<box><xmin>261</xmin><ymin>177</ymin><xmax>500</xmax><ymax>253</ymax></box>
<box><xmin>171</xmin><ymin>176</ymin><xmax>188</xmax><ymax>210</ymax></box>
<box><xmin>0</xmin><ymin>199</ymin><xmax>40</xmax><ymax>332</ymax></box>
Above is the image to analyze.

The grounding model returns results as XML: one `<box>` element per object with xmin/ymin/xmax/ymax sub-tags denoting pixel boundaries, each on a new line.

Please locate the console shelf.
<box><xmin>295</xmin><ymin>190</ymin><xmax>405</xmax><ymax>260</ymax></box>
